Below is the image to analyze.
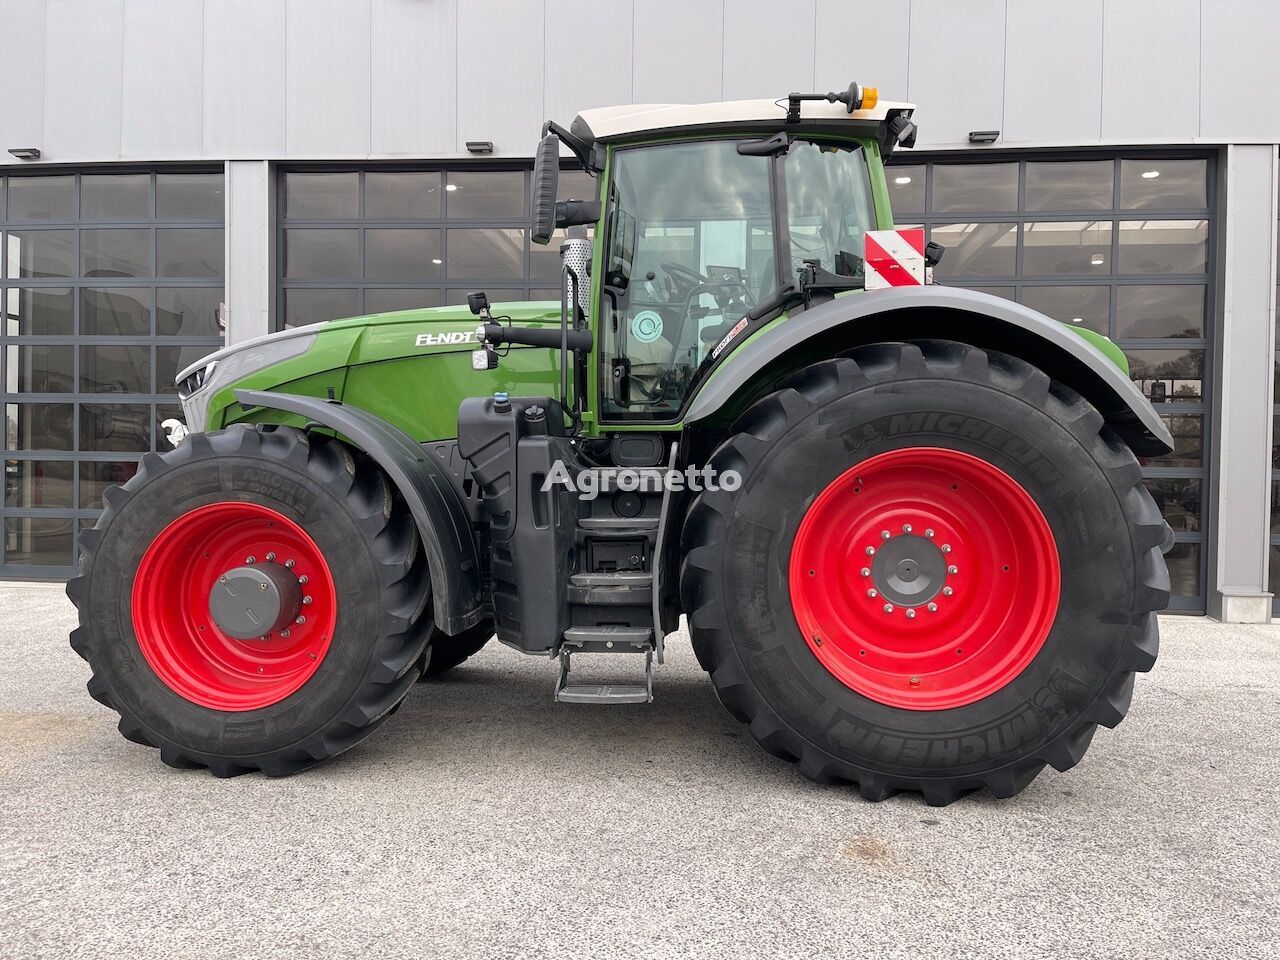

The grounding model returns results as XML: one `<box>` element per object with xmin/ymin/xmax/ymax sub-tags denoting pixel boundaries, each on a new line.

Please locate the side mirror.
<box><xmin>531</xmin><ymin>132</ymin><xmax>560</xmax><ymax>245</ymax></box>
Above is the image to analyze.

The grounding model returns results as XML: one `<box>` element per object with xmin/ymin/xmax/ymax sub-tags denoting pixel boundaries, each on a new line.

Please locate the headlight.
<box><xmin>177</xmin><ymin>359</ymin><xmax>218</xmax><ymax>399</ymax></box>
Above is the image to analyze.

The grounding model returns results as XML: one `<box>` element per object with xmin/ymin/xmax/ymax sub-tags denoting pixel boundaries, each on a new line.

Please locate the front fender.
<box><xmin>685</xmin><ymin>286</ymin><xmax>1174</xmax><ymax>456</ymax></box>
<box><xmin>234</xmin><ymin>389</ymin><xmax>486</xmax><ymax>635</ymax></box>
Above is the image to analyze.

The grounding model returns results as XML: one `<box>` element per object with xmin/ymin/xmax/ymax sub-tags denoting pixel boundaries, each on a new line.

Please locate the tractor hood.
<box><xmin>176</xmin><ymin>300</ymin><xmax>562</xmax><ymax>436</ymax></box>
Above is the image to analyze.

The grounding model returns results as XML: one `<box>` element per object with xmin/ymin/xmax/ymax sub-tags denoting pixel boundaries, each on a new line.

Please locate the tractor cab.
<box><xmin>470</xmin><ymin>83</ymin><xmax>921</xmax><ymax>423</ymax></box>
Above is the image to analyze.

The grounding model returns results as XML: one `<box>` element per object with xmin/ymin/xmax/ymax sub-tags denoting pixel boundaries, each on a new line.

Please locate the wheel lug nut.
<box><xmin>948</xmin><ymin>565</ymin><xmax>959</xmax><ymax>575</ymax></box>
<box><xmin>245</xmin><ymin>556</ymin><xmax>256</xmax><ymax>564</ymax></box>
<box><xmin>942</xmin><ymin>544</ymin><xmax>952</xmax><ymax>554</ymax></box>
<box><xmin>298</xmin><ymin>575</ymin><xmax>309</xmax><ymax>585</ymax></box>
<box><xmin>943</xmin><ymin>586</ymin><xmax>954</xmax><ymax>597</ymax></box>
<box><xmin>867</xmin><ymin>588</ymin><xmax>878</xmax><ymax>598</ymax></box>
<box><xmin>302</xmin><ymin>596</ymin><xmax>313</xmax><ymax>606</ymax></box>
<box><xmin>860</xmin><ymin>567</ymin><xmax>871</xmax><ymax>577</ymax></box>
<box><xmin>902</xmin><ymin>523</ymin><xmax>912</xmax><ymax>534</ymax></box>
<box><xmin>882</xmin><ymin>603</ymin><xmax>894</xmax><ymax>614</ymax></box>
<box><xmin>865</xmin><ymin>546</ymin><xmax>875</xmax><ymax>556</ymax></box>
<box><xmin>266</xmin><ymin>552</ymin><xmax>276</xmax><ymax>562</ymax></box>
<box><xmin>905</xmin><ymin>608</ymin><xmax>916</xmax><ymax>619</ymax></box>
<box><xmin>280</xmin><ymin>629</ymin><xmax>290</xmax><ymax>638</ymax></box>
<box><xmin>880</xmin><ymin>530</ymin><xmax>891</xmax><ymax>540</ymax></box>
<box><xmin>927</xmin><ymin>602</ymin><xmax>938</xmax><ymax>612</ymax></box>
<box><xmin>909</xmin><ymin>677</ymin><xmax>920</xmax><ymax>686</ymax></box>
<box><xmin>295</xmin><ymin>616</ymin><xmax>306</xmax><ymax>625</ymax></box>
<box><xmin>285</xmin><ymin>559</ymin><xmax>295</xmax><ymax>569</ymax></box>
<box><xmin>925</xmin><ymin>528</ymin><xmax>935</xmax><ymax>538</ymax></box>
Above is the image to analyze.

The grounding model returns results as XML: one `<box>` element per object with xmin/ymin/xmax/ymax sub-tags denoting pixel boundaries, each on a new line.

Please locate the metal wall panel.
<box><xmin>370</xmin><ymin>0</ymin><xmax>457</xmax><ymax>156</ymax></box>
<box><xmin>1003</xmin><ymin>0</ymin><xmax>1102</xmax><ymax>144</ymax></box>
<box><xmin>203</xmin><ymin>0</ymin><xmax>287</xmax><ymax>157</ymax></box>
<box><xmin>545</xmin><ymin>0</ymin><xmax>634</xmax><ymax>122</ymax></box>
<box><xmin>1102</xmin><ymin>0</ymin><xmax>1200</xmax><ymax>141</ymax></box>
<box><xmin>632</xmin><ymin>0</ymin><xmax>723</xmax><ymax>104</ymax></box>
<box><xmin>457</xmin><ymin>0</ymin><xmax>545</xmax><ymax>157</ymax></box>
<box><xmin>286</xmin><ymin>0</ymin><xmax>373</xmax><ymax>155</ymax></box>
<box><xmin>225</xmin><ymin>161</ymin><xmax>274</xmax><ymax>343</ymax></box>
<box><xmin>0</xmin><ymin>0</ymin><xmax>46</xmax><ymax>159</ymax></box>
<box><xmin>121</xmin><ymin>0</ymin><xmax>204</xmax><ymax>158</ymax></box>
<box><xmin>1200</xmin><ymin>0</ymin><xmax>1280</xmax><ymax>143</ymax></box>
<box><xmin>42</xmin><ymin>0</ymin><xmax>125</xmax><ymax>160</ymax></box>
<box><xmin>814</xmin><ymin>0</ymin><xmax>911</xmax><ymax>101</ymax></box>
<box><xmin>908</xmin><ymin>0</ymin><xmax>1005</xmax><ymax>147</ymax></box>
<box><xmin>723</xmin><ymin>0</ymin><xmax>815</xmax><ymax>100</ymax></box>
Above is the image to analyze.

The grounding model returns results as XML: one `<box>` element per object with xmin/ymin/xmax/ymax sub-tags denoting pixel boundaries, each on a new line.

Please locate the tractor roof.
<box><xmin>571</xmin><ymin>95</ymin><xmax>914</xmax><ymax>147</ymax></box>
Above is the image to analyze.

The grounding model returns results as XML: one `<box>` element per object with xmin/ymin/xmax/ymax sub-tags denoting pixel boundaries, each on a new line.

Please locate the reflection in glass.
<box><xmin>81</xmin><ymin>174</ymin><xmax>150</xmax><ymax>219</ymax></box>
<box><xmin>363</xmin><ymin>289</ymin><xmax>441</xmax><ymax>313</ymax></box>
<box><xmin>284</xmin><ymin>230</ymin><xmax>358</xmax><ymax>278</ymax></box>
<box><xmin>1126</xmin><ymin>349</ymin><xmax>1204</xmax><ymax>402</ymax></box>
<box><xmin>156</xmin><ymin>173</ymin><xmax>224</xmax><ymax>220</ymax></box>
<box><xmin>81</xmin><ymin>288</ymin><xmax>150</xmax><ymax>336</ymax></box>
<box><xmin>285</xmin><ymin>172</ymin><xmax>358</xmax><ymax>218</ymax></box>
<box><xmin>365</xmin><ymin>229</ymin><xmax>441</xmax><ymax>280</ymax></box>
<box><xmin>4</xmin><ymin>288</ymin><xmax>73</xmax><ymax>336</ymax></box>
<box><xmin>156</xmin><ymin>288</ymin><xmax>223</xmax><ymax>337</ymax></box>
<box><xmin>931</xmin><ymin>163</ymin><xmax>1017</xmax><ymax>213</ymax></box>
<box><xmin>80</xmin><ymin>346</ymin><xmax>151</xmax><ymax>394</ymax></box>
<box><xmin>447</xmin><ymin>229</ymin><xmax>526</xmax><ymax>279</ymax></box>
<box><xmin>3</xmin><ymin>517</ymin><xmax>74</xmax><ymax>566</ymax></box>
<box><xmin>4</xmin><ymin>460</ymin><xmax>73</xmax><ymax>508</ymax></box>
<box><xmin>11</xmin><ymin>345</ymin><xmax>74</xmax><ymax>393</ymax></box>
<box><xmin>885</xmin><ymin>164</ymin><xmax>925</xmax><ymax>214</ymax></box>
<box><xmin>1119</xmin><ymin>160</ymin><xmax>1207</xmax><ymax>210</ymax></box>
<box><xmin>5</xmin><ymin>403</ymin><xmax>75</xmax><ymax>450</ymax></box>
<box><xmin>1165</xmin><ymin>542</ymin><xmax>1200</xmax><ymax>598</ymax></box>
<box><xmin>1025</xmin><ymin>161</ymin><xmax>1113</xmax><ymax>211</ymax></box>
<box><xmin>1116</xmin><ymin>285</ymin><xmax>1204</xmax><ymax>339</ymax></box>
<box><xmin>7</xmin><ymin>176</ymin><xmax>74</xmax><ymax>221</ymax></box>
<box><xmin>1144</xmin><ymin>478</ymin><xmax>1200</xmax><ymax>532</ymax></box>
<box><xmin>80</xmin><ymin>461</ymin><xmax>141</xmax><ymax>509</ymax></box>
<box><xmin>1022</xmin><ymin>221</ymin><xmax>1112</xmax><ymax>275</ymax></box>
<box><xmin>1145</xmin><ymin>415</ymin><xmax>1202</xmax><ymax>468</ymax></box>
<box><xmin>1021</xmin><ymin>286</ymin><xmax>1109</xmax><ymax>336</ymax></box>
<box><xmin>930</xmin><ymin>223</ymin><xmax>1017</xmax><ymax>278</ymax></box>
<box><xmin>284</xmin><ymin>288</ymin><xmax>358</xmax><ymax>328</ymax></box>
<box><xmin>81</xmin><ymin>228</ymin><xmax>150</xmax><ymax>277</ymax></box>
<box><xmin>365</xmin><ymin>172</ymin><xmax>442</xmax><ymax>219</ymax></box>
<box><xmin>157</xmin><ymin>228</ymin><xmax>224</xmax><ymax>278</ymax></box>
<box><xmin>79</xmin><ymin>404</ymin><xmax>151</xmax><ymax>451</ymax></box>
<box><xmin>6</xmin><ymin>230</ymin><xmax>75</xmax><ymax>278</ymax></box>
<box><xmin>446</xmin><ymin>172</ymin><xmax>525</xmax><ymax>218</ymax></box>
<box><xmin>1117</xmin><ymin>220</ymin><xmax>1208</xmax><ymax>274</ymax></box>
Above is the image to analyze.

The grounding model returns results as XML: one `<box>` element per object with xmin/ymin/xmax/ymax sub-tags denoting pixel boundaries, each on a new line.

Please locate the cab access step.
<box><xmin>554</xmin><ymin>627</ymin><xmax>655</xmax><ymax>704</ymax></box>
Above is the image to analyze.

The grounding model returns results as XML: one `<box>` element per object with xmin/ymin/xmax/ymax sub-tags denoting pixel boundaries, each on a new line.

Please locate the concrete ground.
<box><xmin>0</xmin><ymin>582</ymin><xmax>1277</xmax><ymax>960</ymax></box>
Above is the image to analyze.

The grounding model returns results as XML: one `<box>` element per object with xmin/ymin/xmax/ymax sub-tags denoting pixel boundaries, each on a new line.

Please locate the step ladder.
<box><xmin>554</xmin><ymin>626</ymin><xmax>654</xmax><ymax>704</ymax></box>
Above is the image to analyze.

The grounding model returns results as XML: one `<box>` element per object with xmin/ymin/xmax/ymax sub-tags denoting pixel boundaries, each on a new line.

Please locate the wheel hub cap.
<box><xmin>208</xmin><ymin>562</ymin><xmax>304</xmax><ymax>640</ymax></box>
<box><xmin>871</xmin><ymin>534</ymin><xmax>947</xmax><ymax>607</ymax></box>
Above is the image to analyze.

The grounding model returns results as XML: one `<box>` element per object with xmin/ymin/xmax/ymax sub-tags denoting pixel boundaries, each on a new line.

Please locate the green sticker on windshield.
<box><xmin>632</xmin><ymin>311</ymin><xmax>663</xmax><ymax>343</ymax></box>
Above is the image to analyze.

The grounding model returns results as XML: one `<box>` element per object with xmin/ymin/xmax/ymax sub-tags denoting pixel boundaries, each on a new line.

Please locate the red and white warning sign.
<box><xmin>864</xmin><ymin>228</ymin><xmax>926</xmax><ymax>289</ymax></box>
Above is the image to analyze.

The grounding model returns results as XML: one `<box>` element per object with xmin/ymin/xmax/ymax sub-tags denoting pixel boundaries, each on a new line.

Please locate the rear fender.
<box><xmin>235</xmin><ymin>389</ymin><xmax>485</xmax><ymax>634</ymax></box>
<box><xmin>685</xmin><ymin>286</ymin><xmax>1174</xmax><ymax>456</ymax></box>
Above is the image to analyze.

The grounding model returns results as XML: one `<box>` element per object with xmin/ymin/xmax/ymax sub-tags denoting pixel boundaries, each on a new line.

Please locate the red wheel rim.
<box><xmin>789</xmin><ymin>447</ymin><xmax>1060</xmax><ymax>710</ymax></box>
<box><xmin>131</xmin><ymin>502</ymin><xmax>338</xmax><ymax>711</ymax></box>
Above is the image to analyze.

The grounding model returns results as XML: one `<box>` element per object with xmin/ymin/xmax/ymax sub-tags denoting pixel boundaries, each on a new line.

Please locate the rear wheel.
<box><xmin>680</xmin><ymin>341</ymin><xmax>1169</xmax><ymax>804</ymax></box>
<box><xmin>67</xmin><ymin>425</ymin><xmax>431</xmax><ymax>776</ymax></box>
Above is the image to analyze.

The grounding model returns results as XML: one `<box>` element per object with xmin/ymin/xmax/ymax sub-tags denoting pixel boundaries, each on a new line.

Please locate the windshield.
<box><xmin>784</xmin><ymin>140</ymin><xmax>876</xmax><ymax>283</ymax></box>
<box><xmin>599</xmin><ymin>137</ymin><xmax>878</xmax><ymax>421</ymax></box>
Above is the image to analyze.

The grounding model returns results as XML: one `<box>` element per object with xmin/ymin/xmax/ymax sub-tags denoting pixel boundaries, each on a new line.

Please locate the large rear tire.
<box><xmin>680</xmin><ymin>341</ymin><xmax>1169</xmax><ymax>804</ymax></box>
<box><xmin>67</xmin><ymin>425</ymin><xmax>431</xmax><ymax>776</ymax></box>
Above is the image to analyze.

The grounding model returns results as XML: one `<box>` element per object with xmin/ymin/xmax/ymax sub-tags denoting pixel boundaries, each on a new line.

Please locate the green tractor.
<box><xmin>68</xmin><ymin>84</ymin><xmax>1172</xmax><ymax>804</ymax></box>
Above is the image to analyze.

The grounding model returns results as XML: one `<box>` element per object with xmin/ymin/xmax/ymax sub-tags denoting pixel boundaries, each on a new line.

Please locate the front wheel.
<box><xmin>680</xmin><ymin>341</ymin><xmax>1169</xmax><ymax>804</ymax></box>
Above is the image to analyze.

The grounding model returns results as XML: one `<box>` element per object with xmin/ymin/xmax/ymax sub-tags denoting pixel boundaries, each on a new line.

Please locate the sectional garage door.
<box><xmin>887</xmin><ymin>153</ymin><xmax>1213</xmax><ymax>611</ymax></box>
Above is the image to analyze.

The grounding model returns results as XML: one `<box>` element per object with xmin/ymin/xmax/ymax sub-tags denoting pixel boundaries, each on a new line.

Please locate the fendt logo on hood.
<box><xmin>414</xmin><ymin>330</ymin><xmax>476</xmax><ymax>347</ymax></box>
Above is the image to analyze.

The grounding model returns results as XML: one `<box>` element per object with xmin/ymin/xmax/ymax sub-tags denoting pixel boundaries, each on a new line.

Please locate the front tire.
<box><xmin>67</xmin><ymin>425</ymin><xmax>431</xmax><ymax>776</ymax></box>
<box><xmin>680</xmin><ymin>341</ymin><xmax>1169</xmax><ymax>804</ymax></box>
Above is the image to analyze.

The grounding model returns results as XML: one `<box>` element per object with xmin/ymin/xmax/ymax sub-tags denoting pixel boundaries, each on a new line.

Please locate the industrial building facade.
<box><xmin>1</xmin><ymin>0</ymin><xmax>1277</xmax><ymax>622</ymax></box>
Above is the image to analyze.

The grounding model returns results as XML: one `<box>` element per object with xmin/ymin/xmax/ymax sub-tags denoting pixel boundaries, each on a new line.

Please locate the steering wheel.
<box><xmin>660</xmin><ymin>261</ymin><xmax>709</xmax><ymax>290</ymax></box>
